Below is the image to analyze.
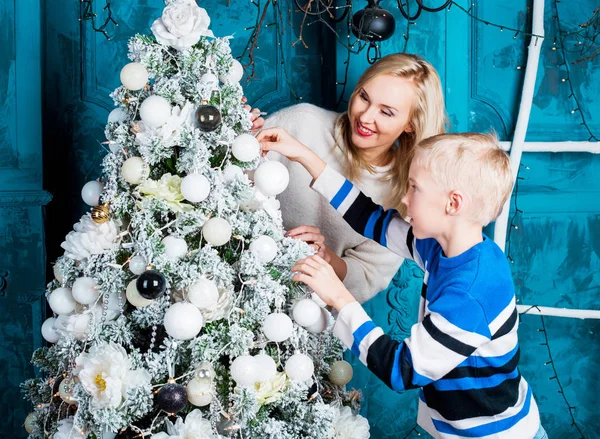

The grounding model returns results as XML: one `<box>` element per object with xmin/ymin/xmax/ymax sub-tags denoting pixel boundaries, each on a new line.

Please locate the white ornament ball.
<box><xmin>187</xmin><ymin>379</ymin><xmax>213</xmax><ymax>406</ymax></box>
<box><xmin>223</xmin><ymin>164</ymin><xmax>243</xmax><ymax>182</ymax></box>
<box><xmin>203</xmin><ymin>218</ymin><xmax>232</xmax><ymax>246</ymax></box>
<box><xmin>200</xmin><ymin>72</ymin><xmax>219</xmax><ymax>88</ymax></box>
<box><xmin>219</xmin><ymin>59</ymin><xmax>244</xmax><ymax>83</ymax></box>
<box><xmin>188</xmin><ymin>278</ymin><xmax>219</xmax><ymax>310</ymax></box>
<box><xmin>81</xmin><ymin>181</ymin><xmax>104</xmax><ymax>207</ymax></box>
<box><xmin>71</xmin><ymin>313</ymin><xmax>92</xmax><ymax>339</ymax></box>
<box><xmin>120</xmin><ymin>62</ymin><xmax>149</xmax><ymax>90</ymax></box>
<box><xmin>181</xmin><ymin>174</ymin><xmax>211</xmax><ymax>203</ymax></box>
<box><xmin>230</xmin><ymin>355</ymin><xmax>258</xmax><ymax>387</ymax></box>
<box><xmin>328</xmin><ymin>360</ymin><xmax>353</xmax><ymax>386</ymax></box>
<box><xmin>249</xmin><ymin>235</ymin><xmax>278</xmax><ymax>264</ymax></box>
<box><xmin>306</xmin><ymin>307</ymin><xmax>329</xmax><ymax>334</ymax></box>
<box><xmin>24</xmin><ymin>412</ymin><xmax>38</xmax><ymax>434</ymax></box>
<box><xmin>254</xmin><ymin>161</ymin><xmax>290</xmax><ymax>196</ymax></box>
<box><xmin>48</xmin><ymin>287</ymin><xmax>76</xmax><ymax>315</ymax></box>
<box><xmin>53</xmin><ymin>263</ymin><xmax>64</xmax><ymax>284</ymax></box>
<box><xmin>129</xmin><ymin>255</ymin><xmax>147</xmax><ymax>275</ymax></box>
<box><xmin>59</xmin><ymin>376</ymin><xmax>79</xmax><ymax>405</ymax></box>
<box><xmin>164</xmin><ymin>302</ymin><xmax>204</xmax><ymax>340</ymax></box>
<box><xmin>139</xmin><ymin>95</ymin><xmax>171</xmax><ymax>128</ymax></box>
<box><xmin>285</xmin><ymin>353</ymin><xmax>314</xmax><ymax>381</ymax></box>
<box><xmin>162</xmin><ymin>235</ymin><xmax>188</xmax><ymax>260</ymax></box>
<box><xmin>231</xmin><ymin>133</ymin><xmax>260</xmax><ymax>162</ymax></box>
<box><xmin>41</xmin><ymin>317</ymin><xmax>60</xmax><ymax>343</ymax></box>
<box><xmin>292</xmin><ymin>298</ymin><xmax>321</xmax><ymax>327</ymax></box>
<box><xmin>262</xmin><ymin>313</ymin><xmax>294</xmax><ymax>343</ymax></box>
<box><xmin>121</xmin><ymin>157</ymin><xmax>147</xmax><ymax>184</ymax></box>
<box><xmin>108</xmin><ymin>107</ymin><xmax>128</xmax><ymax>124</ymax></box>
<box><xmin>311</xmin><ymin>294</ymin><xmax>327</xmax><ymax>308</ymax></box>
<box><xmin>126</xmin><ymin>279</ymin><xmax>153</xmax><ymax>308</ymax></box>
<box><xmin>72</xmin><ymin>277</ymin><xmax>100</xmax><ymax>305</ymax></box>
<box><xmin>254</xmin><ymin>354</ymin><xmax>277</xmax><ymax>383</ymax></box>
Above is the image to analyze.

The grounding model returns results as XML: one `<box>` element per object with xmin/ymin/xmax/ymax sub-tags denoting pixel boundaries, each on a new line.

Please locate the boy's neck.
<box><xmin>437</xmin><ymin>222</ymin><xmax>484</xmax><ymax>258</ymax></box>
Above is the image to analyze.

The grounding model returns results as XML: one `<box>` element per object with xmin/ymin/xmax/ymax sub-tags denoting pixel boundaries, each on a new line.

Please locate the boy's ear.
<box><xmin>446</xmin><ymin>190</ymin><xmax>465</xmax><ymax>216</ymax></box>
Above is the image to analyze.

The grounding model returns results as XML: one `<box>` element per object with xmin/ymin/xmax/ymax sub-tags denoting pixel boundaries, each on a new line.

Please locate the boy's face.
<box><xmin>401</xmin><ymin>156</ymin><xmax>448</xmax><ymax>240</ymax></box>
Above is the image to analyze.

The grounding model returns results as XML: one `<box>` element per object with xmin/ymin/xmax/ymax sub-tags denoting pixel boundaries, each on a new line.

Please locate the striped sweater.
<box><xmin>313</xmin><ymin>165</ymin><xmax>540</xmax><ymax>439</ymax></box>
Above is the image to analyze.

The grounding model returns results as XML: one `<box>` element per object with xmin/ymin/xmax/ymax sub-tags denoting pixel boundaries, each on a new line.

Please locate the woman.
<box><xmin>249</xmin><ymin>53</ymin><xmax>447</xmax><ymax>302</ymax></box>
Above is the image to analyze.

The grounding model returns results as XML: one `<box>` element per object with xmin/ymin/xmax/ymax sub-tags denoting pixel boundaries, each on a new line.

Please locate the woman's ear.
<box><xmin>446</xmin><ymin>190</ymin><xmax>465</xmax><ymax>216</ymax></box>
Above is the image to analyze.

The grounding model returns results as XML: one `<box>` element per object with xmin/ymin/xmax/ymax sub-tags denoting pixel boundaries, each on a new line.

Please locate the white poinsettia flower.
<box><xmin>152</xmin><ymin>409</ymin><xmax>216</xmax><ymax>439</ymax></box>
<box><xmin>138</xmin><ymin>173</ymin><xmax>194</xmax><ymax>213</ymax></box>
<box><xmin>74</xmin><ymin>341</ymin><xmax>151</xmax><ymax>409</ymax></box>
<box><xmin>241</xmin><ymin>188</ymin><xmax>282</xmax><ymax>222</ymax></box>
<box><xmin>332</xmin><ymin>405</ymin><xmax>370</xmax><ymax>439</ymax></box>
<box><xmin>135</xmin><ymin>101</ymin><xmax>196</xmax><ymax>145</ymax></box>
<box><xmin>53</xmin><ymin>417</ymin><xmax>86</xmax><ymax>439</ymax></box>
<box><xmin>254</xmin><ymin>372</ymin><xmax>287</xmax><ymax>406</ymax></box>
<box><xmin>61</xmin><ymin>215</ymin><xmax>119</xmax><ymax>261</ymax></box>
<box><xmin>151</xmin><ymin>0</ymin><xmax>214</xmax><ymax>51</ymax></box>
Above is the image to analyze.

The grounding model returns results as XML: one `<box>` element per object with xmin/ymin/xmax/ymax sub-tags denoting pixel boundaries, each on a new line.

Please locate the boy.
<box><xmin>257</xmin><ymin>128</ymin><xmax>545</xmax><ymax>438</ymax></box>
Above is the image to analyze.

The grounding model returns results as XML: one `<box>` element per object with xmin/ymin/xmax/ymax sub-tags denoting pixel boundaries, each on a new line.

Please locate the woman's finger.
<box><xmin>289</xmin><ymin>233</ymin><xmax>324</xmax><ymax>244</ymax></box>
<box><xmin>287</xmin><ymin>225</ymin><xmax>321</xmax><ymax>237</ymax></box>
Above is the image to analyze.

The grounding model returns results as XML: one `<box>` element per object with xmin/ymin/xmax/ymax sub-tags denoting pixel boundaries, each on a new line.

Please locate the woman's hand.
<box><xmin>291</xmin><ymin>255</ymin><xmax>357</xmax><ymax>311</ymax></box>
<box><xmin>286</xmin><ymin>225</ymin><xmax>329</xmax><ymax>261</ymax></box>
<box><xmin>256</xmin><ymin>127</ymin><xmax>310</xmax><ymax>162</ymax></box>
<box><xmin>241</xmin><ymin>97</ymin><xmax>265</xmax><ymax>132</ymax></box>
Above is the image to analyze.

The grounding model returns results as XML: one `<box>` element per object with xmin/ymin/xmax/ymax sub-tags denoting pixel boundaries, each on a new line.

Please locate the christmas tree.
<box><xmin>21</xmin><ymin>1</ymin><xmax>370</xmax><ymax>438</ymax></box>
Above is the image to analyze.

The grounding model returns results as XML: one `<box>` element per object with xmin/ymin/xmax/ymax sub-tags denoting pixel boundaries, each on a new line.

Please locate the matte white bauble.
<box><xmin>328</xmin><ymin>360</ymin><xmax>353</xmax><ymax>386</ymax></box>
<box><xmin>187</xmin><ymin>379</ymin><xmax>213</xmax><ymax>406</ymax></box>
<box><xmin>53</xmin><ymin>263</ymin><xmax>64</xmax><ymax>283</ymax></box>
<box><xmin>120</xmin><ymin>62</ymin><xmax>149</xmax><ymax>90</ymax></box>
<box><xmin>262</xmin><ymin>313</ymin><xmax>294</xmax><ymax>343</ymax></box>
<box><xmin>139</xmin><ymin>95</ymin><xmax>171</xmax><ymax>128</ymax></box>
<box><xmin>311</xmin><ymin>294</ymin><xmax>327</xmax><ymax>308</ymax></box>
<box><xmin>285</xmin><ymin>353</ymin><xmax>314</xmax><ymax>381</ymax></box>
<box><xmin>249</xmin><ymin>235</ymin><xmax>278</xmax><ymax>264</ymax></box>
<box><xmin>108</xmin><ymin>107</ymin><xmax>128</xmax><ymax>124</ymax></box>
<box><xmin>306</xmin><ymin>307</ymin><xmax>329</xmax><ymax>334</ymax></box>
<box><xmin>41</xmin><ymin>317</ymin><xmax>60</xmax><ymax>343</ymax></box>
<box><xmin>203</xmin><ymin>218</ymin><xmax>232</xmax><ymax>246</ymax></box>
<box><xmin>223</xmin><ymin>164</ymin><xmax>243</xmax><ymax>182</ymax></box>
<box><xmin>292</xmin><ymin>298</ymin><xmax>321</xmax><ymax>327</ymax></box>
<box><xmin>200</xmin><ymin>72</ymin><xmax>219</xmax><ymax>88</ymax></box>
<box><xmin>81</xmin><ymin>181</ymin><xmax>104</xmax><ymax>207</ymax></box>
<box><xmin>219</xmin><ymin>59</ymin><xmax>244</xmax><ymax>83</ymax></box>
<box><xmin>129</xmin><ymin>255</ymin><xmax>147</xmax><ymax>275</ymax></box>
<box><xmin>162</xmin><ymin>235</ymin><xmax>188</xmax><ymax>260</ymax></box>
<box><xmin>164</xmin><ymin>302</ymin><xmax>204</xmax><ymax>340</ymax></box>
<box><xmin>121</xmin><ymin>157</ymin><xmax>147</xmax><ymax>184</ymax></box>
<box><xmin>48</xmin><ymin>287</ymin><xmax>77</xmax><ymax>315</ymax></box>
<box><xmin>231</xmin><ymin>133</ymin><xmax>260</xmax><ymax>162</ymax></box>
<box><xmin>126</xmin><ymin>279</ymin><xmax>153</xmax><ymax>308</ymax></box>
<box><xmin>254</xmin><ymin>161</ymin><xmax>290</xmax><ymax>196</ymax></box>
<box><xmin>181</xmin><ymin>174</ymin><xmax>211</xmax><ymax>203</ymax></box>
<box><xmin>71</xmin><ymin>313</ymin><xmax>92</xmax><ymax>339</ymax></box>
<box><xmin>254</xmin><ymin>354</ymin><xmax>277</xmax><ymax>383</ymax></box>
<box><xmin>230</xmin><ymin>355</ymin><xmax>258</xmax><ymax>387</ymax></box>
<box><xmin>188</xmin><ymin>278</ymin><xmax>219</xmax><ymax>310</ymax></box>
<box><xmin>72</xmin><ymin>277</ymin><xmax>100</xmax><ymax>305</ymax></box>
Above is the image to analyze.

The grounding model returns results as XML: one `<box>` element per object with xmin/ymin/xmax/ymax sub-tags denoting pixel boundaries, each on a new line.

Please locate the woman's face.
<box><xmin>349</xmin><ymin>74</ymin><xmax>417</xmax><ymax>164</ymax></box>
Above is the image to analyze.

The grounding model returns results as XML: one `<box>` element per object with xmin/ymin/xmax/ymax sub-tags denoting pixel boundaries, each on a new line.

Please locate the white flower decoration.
<box><xmin>61</xmin><ymin>214</ymin><xmax>119</xmax><ymax>261</ymax></box>
<box><xmin>135</xmin><ymin>101</ymin><xmax>196</xmax><ymax>146</ymax></box>
<box><xmin>74</xmin><ymin>341</ymin><xmax>151</xmax><ymax>409</ymax></box>
<box><xmin>138</xmin><ymin>173</ymin><xmax>193</xmax><ymax>213</ymax></box>
<box><xmin>53</xmin><ymin>417</ymin><xmax>86</xmax><ymax>439</ymax></box>
<box><xmin>241</xmin><ymin>188</ymin><xmax>282</xmax><ymax>222</ymax></box>
<box><xmin>151</xmin><ymin>0</ymin><xmax>214</xmax><ymax>51</ymax></box>
<box><xmin>254</xmin><ymin>372</ymin><xmax>287</xmax><ymax>406</ymax></box>
<box><xmin>332</xmin><ymin>405</ymin><xmax>370</xmax><ymax>439</ymax></box>
<box><xmin>152</xmin><ymin>409</ymin><xmax>216</xmax><ymax>439</ymax></box>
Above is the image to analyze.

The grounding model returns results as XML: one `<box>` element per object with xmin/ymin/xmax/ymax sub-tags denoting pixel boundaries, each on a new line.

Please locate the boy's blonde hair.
<box><xmin>414</xmin><ymin>132</ymin><xmax>513</xmax><ymax>226</ymax></box>
<box><xmin>335</xmin><ymin>53</ymin><xmax>448</xmax><ymax>214</ymax></box>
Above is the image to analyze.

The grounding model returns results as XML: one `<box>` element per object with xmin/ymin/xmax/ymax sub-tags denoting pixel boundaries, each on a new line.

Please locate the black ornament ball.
<box><xmin>195</xmin><ymin>104</ymin><xmax>222</xmax><ymax>132</ymax></box>
<box><xmin>351</xmin><ymin>2</ymin><xmax>396</xmax><ymax>42</ymax></box>
<box><xmin>136</xmin><ymin>270</ymin><xmax>166</xmax><ymax>300</ymax></box>
<box><xmin>157</xmin><ymin>383</ymin><xmax>188</xmax><ymax>413</ymax></box>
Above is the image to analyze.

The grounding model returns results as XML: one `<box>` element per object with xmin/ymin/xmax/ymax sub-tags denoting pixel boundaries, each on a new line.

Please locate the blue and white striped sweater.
<box><xmin>313</xmin><ymin>165</ymin><xmax>540</xmax><ymax>438</ymax></box>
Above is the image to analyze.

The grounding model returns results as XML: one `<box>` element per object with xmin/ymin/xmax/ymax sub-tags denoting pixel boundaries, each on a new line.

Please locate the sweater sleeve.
<box><xmin>334</xmin><ymin>288</ymin><xmax>491</xmax><ymax>392</ymax></box>
<box><xmin>312</xmin><ymin>164</ymin><xmax>425</xmax><ymax>269</ymax></box>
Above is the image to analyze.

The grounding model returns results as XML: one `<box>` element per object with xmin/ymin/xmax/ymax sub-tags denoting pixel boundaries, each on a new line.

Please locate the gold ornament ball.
<box><xmin>24</xmin><ymin>412</ymin><xmax>38</xmax><ymax>434</ymax></box>
<box><xmin>328</xmin><ymin>360</ymin><xmax>353</xmax><ymax>386</ymax></box>
<box><xmin>91</xmin><ymin>203</ymin><xmax>110</xmax><ymax>224</ymax></box>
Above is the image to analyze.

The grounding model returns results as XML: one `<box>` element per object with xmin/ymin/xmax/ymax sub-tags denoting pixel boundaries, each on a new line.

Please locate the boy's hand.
<box><xmin>291</xmin><ymin>255</ymin><xmax>357</xmax><ymax>312</ymax></box>
<box><xmin>256</xmin><ymin>127</ymin><xmax>310</xmax><ymax>162</ymax></box>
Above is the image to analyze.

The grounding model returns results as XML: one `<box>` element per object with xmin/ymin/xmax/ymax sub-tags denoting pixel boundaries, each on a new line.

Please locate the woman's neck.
<box><xmin>363</xmin><ymin>148</ymin><xmax>393</xmax><ymax>167</ymax></box>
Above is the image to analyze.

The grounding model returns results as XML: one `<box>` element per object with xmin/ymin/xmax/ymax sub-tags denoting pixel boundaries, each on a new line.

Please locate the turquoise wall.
<box><xmin>1</xmin><ymin>0</ymin><xmax>598</xmax><ymax>437</ymax></box>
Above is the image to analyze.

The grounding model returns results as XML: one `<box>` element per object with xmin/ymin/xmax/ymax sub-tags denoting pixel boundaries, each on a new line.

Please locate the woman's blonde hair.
<box><xmin>335</xmin><ymin>53</ymin><xmax>447</xmax><ymax>215</ymax></box>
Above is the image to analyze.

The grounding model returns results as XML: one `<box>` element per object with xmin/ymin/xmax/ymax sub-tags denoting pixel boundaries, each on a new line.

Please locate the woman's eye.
<box><xmin>382</xmin><ymin>110</ymin><xmax>392</xmax><ymax>117</ymax></box>
<box><xmin>360</xmin><ymin>93</ymin><xmax>368</xmax><ymax>101</ymax></box>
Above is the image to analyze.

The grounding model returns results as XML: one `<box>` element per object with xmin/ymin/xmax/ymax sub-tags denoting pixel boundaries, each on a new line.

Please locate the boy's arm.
<box><xmin>312</xmin><ymin>164</ymin><xmax>420</xmax><ymax>264</ymax></box>
<box><xmin>334</xmin><ymin>288</ymin><xmax>492</xmax><ymax>392</ymax></box>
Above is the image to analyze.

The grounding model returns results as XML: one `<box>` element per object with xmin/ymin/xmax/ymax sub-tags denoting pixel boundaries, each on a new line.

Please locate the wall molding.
<box><xmin>0</xmin><ymin>190</ymin><xmax>52</xmax><ymax>207</ymax></box>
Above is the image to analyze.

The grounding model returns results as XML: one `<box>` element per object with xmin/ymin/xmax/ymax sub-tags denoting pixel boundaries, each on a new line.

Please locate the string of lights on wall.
<box><xmin>79</xmin><ymin>0</ymin><xmax>118</xmax><ymax>40</ymax></box>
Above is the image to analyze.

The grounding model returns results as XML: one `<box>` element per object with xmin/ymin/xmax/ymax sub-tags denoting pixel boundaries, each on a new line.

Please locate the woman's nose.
<box><xmin>359</xmin><ymin>105</ymin><xmax>377</xmax><ymax>124</ymax></box>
